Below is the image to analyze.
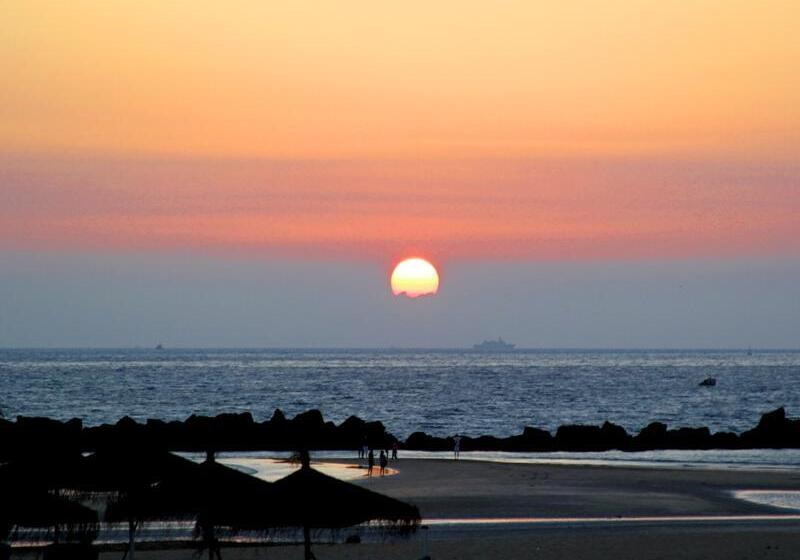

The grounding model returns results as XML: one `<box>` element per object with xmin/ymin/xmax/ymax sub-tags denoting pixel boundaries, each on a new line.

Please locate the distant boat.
<box><xmin>699</xmin><ymin>377</ymin><xmax>717</xmax><ymax>387</ymax></box>
<box><xmin>472</xmin><ymin>338</ymin><xmax>516</xmax><ymax>351</ymax></box>
<box><xmin>155</xmin><ymin>343</ymin><xmax>164</xmax><ymax>350</ymax></box>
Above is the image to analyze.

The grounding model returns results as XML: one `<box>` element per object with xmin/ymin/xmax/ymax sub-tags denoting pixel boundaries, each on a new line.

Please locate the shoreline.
<box><xmin>207</xmin><ymin>448</ymin><xmax>800</xmax><ymax>472</ymax></box>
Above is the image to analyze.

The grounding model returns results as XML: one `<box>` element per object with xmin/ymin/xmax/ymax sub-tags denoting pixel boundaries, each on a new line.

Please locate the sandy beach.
<box><xmin>352</xmin><ymin>457</ymin><xmax>800</xmax><ymax>518</ymax></box>
<box><xmin>14</xmin><ymin>458</ymin><xmax>800</xmax><ymax>559</ymax></box>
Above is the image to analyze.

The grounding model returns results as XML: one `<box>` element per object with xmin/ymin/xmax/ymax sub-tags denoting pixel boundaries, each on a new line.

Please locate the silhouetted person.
<box><xmin>362</xmin><ymin>439</ymin><xmax>369</xmax><ymax>461</ymax></box>
<box><xmin>367</xmin><ymin>449</ymin><xmax>375</xmax><ymax>477</ymax></box>
<box><xmin>391</xmin><ymin>442</ymin><xmax>398</xmax><ymax>460</ymax></box>
<box><xmin>198</xmin><ymin>520</ymin><xmax>222</xmax><ymax>560</ymax></box>
<box><xmin>358</xmin><ymin>437</ymin><xmax>367</xmax><ymax>459</ymax></box>
<box><xmin>299</xmin><ymin>448</ymin><xmax>311</xmax><ymax>469</ymax></box>
<box><xmin>379</xmin><ymin>450</ymin><xmax>388</xmax><ymax>475</ymax></box>
<box><xmin>453</xmin><ymin>434</ymin><xmax>461</xmax><ymax>459</ymax></box>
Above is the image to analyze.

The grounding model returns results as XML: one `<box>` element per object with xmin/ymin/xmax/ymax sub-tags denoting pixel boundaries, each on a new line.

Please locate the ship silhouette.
<box><xmin>472</xmin><ymin>337</ymin><xmax>516</xmax><ymax>351</ymax></box>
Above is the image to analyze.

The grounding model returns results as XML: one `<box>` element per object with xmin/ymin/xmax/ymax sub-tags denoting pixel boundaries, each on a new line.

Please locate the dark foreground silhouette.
<box><xmin>1</xmin><ymin>448</ymin><xmax>419</xmax><ymax>560</ymax></box>
<box><xmin>1</xmin><ymin>407</ymin><xmax>800</xmax><ymax>461</ymax></box>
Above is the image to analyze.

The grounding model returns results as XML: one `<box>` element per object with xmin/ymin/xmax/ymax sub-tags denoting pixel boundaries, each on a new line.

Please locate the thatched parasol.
<box><xmin>0</xmin><ymin>487</ymin><xmax>99</xmax><ymax>545</ymax></box>
<box><xmin>0</xmin><ymin>456</ymin><xmax>98</xmax><ymax>545</ymax></box>
<box><xmin>107</xmin><ymin>454</ymin><xmax>278</xmax><ymax>560</ymax></box>
<box><xmin>71</xmin><ymin>448</ymin><xmax>197</xmax><ymax>495</ymax></box>
<box><xmin>0</xmin><ymin>453</ymin><xmax>84</xmax><ymax>494</ymax></box>
<box><xmin>69</xmin><ymin>448</ymin><xmax>198</xmax><ymax>560</ymax></box>
<box><xmin>270</xmin><ymin>453</ymin><xmax>420</xmax><ymax>560</ymax></box>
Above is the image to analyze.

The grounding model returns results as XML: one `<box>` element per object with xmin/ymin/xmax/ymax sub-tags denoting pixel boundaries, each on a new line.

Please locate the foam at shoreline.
<box><xmin>734</xmin><ymin>490</ymin><xmax>800</xmax><ymax>511</ymax></box>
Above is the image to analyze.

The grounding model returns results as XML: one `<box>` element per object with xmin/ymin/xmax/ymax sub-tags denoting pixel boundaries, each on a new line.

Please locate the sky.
<box><xmin>1</xmin><ymin>1</ymin><xmax>798</xmax><ymax>347</ymax></box>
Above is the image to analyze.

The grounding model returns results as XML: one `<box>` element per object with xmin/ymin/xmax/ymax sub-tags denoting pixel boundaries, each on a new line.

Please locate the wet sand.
<box><xmin>14</xmin><ymin>458</ymin><xmax>800</xmax><ymax>559</ymax></box>
<box><xmin>348</xmin><ymin>457</ymin><xmax>800</xmax><ymax>518</ymax></box>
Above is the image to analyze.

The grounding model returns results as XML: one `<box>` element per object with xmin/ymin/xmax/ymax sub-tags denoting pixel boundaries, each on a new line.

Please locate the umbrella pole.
<box><xmin>53</xmin><ymin>489</ymin><xmax>60</xmax><ymax>545</ymax></box>
<box><xmin>127</xmin><ymin>519</ymin><xmax>136</xmax><ymax>560</ymax></box>
<box><xmin>303</xmin><ymin>525</ymin><xmax>314</xmax><ymax>560</ymax></box>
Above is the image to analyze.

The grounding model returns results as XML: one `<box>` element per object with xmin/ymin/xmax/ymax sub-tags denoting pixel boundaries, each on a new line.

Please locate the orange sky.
<box><xmin>1</xmin><ymin>2</ymin><xmax>798</xmax><ymax>260</ymax></box>
<box><xmin>1</xmin><ymin>156</ymin><xmax>797</xmax><ymax>261</ymax></box>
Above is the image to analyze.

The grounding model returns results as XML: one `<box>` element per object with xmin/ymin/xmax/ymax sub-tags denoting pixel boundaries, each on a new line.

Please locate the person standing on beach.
<box><xmin>453</xmin><ymin>434</ymin><xmax>461</xmax><ymax>459</ymax></box>
<box><xmin>391</xmin><ymin>442</ymin><xmax>398</xmax><ymax>460</ymax></box>
<box><xmin>362</xmin><ymin>439</ymin><xmax>369</xmax><ymax>461</ymax></box>
<box><xmin>379</xmin><ymin>450</ymin><xmax>388</xmax><ymax>475</ymax></box>
<box><xmin>367</xmin><ymin>449</ymin><xmax>375</xmax><ymax>477</ymax></box>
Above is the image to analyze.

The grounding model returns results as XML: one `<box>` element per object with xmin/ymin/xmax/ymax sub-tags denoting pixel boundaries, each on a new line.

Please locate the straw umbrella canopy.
<box><xmin>0</xmin><ymin>455</ymin><xmax>97</xmax><ymax>545</ymax></box>
<box><xmin>0</xmin><ymin>486</ymin><xmax>99</xmax><ymax>545</ymax></box>
<box><xmin>270</xmin><ymin>454</ymin><xmax>420</xmax><ymax>560</ymax></box>
<box><xmin>71</xmin><ymin>448</ymin><xmax>197</xmax><ymax>495</ymax></box>
<box><xmin>0</xmin><ymin>453</ymin><xmax>84</xmax><ymax>494</ymax></box>
<box><xmin>69</xmin><ymin>448</ymin><xmax>198</xmax><ymax>560</ymax></box>
<box><xmin>107</xmin><ymin>455</ymin><xmax>279</xmax><ymax>560</ymax></box>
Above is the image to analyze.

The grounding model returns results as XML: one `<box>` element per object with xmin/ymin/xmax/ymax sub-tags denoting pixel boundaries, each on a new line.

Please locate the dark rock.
<box><xmin>405</xmin><ymin>431</ymin><xmax>450</xmax><ymax>451</ymax></box>
<box><xmin>467</xmin><ymin>435</ymin><xmax>505</xmax><ymax>451</ymax></box>
<box><xmin>270</xmin><ymin>408</ymin><xmax>287</xmax><ymax>424</ymax></box>
<box><xmin>363</xmin><ymin>421</ymin><xmax>393</xmax><ymax>449</ymax></box>
<box><xmin>290</xmin><ymin>409</ymin><xmax>325</xmax><ymax>434</ymax></box>
<box><xmin>553</xmin><ymin>423</ymin><xmax>629</xmax><ymax>451</ymax></box>
<box><xmin>555</xmin><ymin>425</ymin><xmax>605</xmax><ymax>451</ymax></box>
<box><xmin>11</xmin><ymin>416</ymin><xmax>82</xmax><ymax>458</ymax></box>
<box><xmin>633</xmin><ymin>422</ymin><xmax>668</xmax><ymax>450</ymax></box>
<box><xmin>173</xmin><ymin>412</ymin><xmax>259</xmax><ymax>451</ymax></box>
<box><xmin>666</xmin><ymin>427</ymin><xmax>712</xmax><ymax>449</ymax></box>
<box><xmin>758</xmin><ymin>407</ymin><xmax>786</xmax><ymax>430</ymax></box>
<box><xmin>339</xmin><ymin>415</ymin><xmax>366</xmax><ymax>434</ymax></box>
<box><xmin>506</xmin><ymin>427</ymin><xmax>554</xmax><ymax>451</ymax></box>
<box><xmin>287</xmin><ymin>409</ymin><xmax>327</xmax><ymax>447</ymax></box>
<box><xmin>710</xmin><ymin>431</ymin><xmax>740</xmax><ymax>449</ymax></box>
<box><xmin>0</xmin><ymin>419</ymin><xmax>13</xmax><ymax>460</ymax></box>
<box><xmin>740</xmin><ymin>407</ymin><xmax>800</xmax><ymax>448</ymax></box>
<box><xmin>600</xmin><ymin>422</ymin><xmax>631</xmax><ymax>449</ymax></box>
<box><xmin>184</xmin><ymin>414</ymin><xmax>215</xmax><ymax>449</ymax></box>
<box><xmin>4</xmin><ymin>407</ymin><xmax>800</xmax><ymax>456</ymax></box>
<box><xmin>106</xmin><ymin>416</ymin><xmax>148</xmax><ymax>450</ymax></box>
<box><xmin>291</xmin><ymin>409</ymin><xmax>324</xmax><ymax>428</ymax></box>
<box><xmin>337</xmin><ymin>416</ymin><xmax>369</xmax><ymax>449</ymax></box>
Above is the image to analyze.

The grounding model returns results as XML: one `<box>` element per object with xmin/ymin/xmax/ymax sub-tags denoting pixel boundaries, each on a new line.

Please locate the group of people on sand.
<box><xmin>357</xmin><ymin>434</ymin><xmax>462</xmax><ymax>477</ymax></box>
<box><xmin>359</xmin><ymin>439</ymin><xmax>399</xmax><ymax>477</ymax></box>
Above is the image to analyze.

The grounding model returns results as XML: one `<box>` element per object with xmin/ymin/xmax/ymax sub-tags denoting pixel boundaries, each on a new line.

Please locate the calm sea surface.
<box><xmin>1</xmin><ymin>349</ymin><xmax>798</xmax><ymax>440</ymax></box>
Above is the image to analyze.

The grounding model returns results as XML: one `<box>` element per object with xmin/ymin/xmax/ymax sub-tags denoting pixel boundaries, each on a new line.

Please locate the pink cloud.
<box><xmin>1</xmin><ymin>155</ymin><xmax>798</xmax><ymax>262</ymax></box>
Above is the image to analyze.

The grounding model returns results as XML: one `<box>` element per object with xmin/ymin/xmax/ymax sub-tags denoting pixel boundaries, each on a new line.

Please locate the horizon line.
<box><xmin>0</xmin><ymin>346</ymin><xmax>797</xmax><ymax>352</ymax></box>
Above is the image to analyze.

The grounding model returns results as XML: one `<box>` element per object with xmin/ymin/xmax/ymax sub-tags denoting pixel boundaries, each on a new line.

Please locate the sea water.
<box><xmin>1</xmin><ymin>348</ymin><xmax>798</xmax><ymax>441</ymax></box>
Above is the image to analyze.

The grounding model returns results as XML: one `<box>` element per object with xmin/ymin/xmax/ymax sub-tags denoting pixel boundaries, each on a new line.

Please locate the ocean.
<box><xmin>1</xmin><ymin>348</ymin><xmax>798</xmax><ymax>440</ymax></box>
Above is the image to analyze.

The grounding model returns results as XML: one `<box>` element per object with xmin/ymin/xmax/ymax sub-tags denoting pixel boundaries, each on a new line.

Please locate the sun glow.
<box><xmin>391</xmin><ymin>258</ymin><xmax>440</xmax><ymax>298</ymax></box>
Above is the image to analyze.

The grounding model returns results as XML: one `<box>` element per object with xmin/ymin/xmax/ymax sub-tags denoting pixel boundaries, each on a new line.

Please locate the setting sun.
<box><xmin>391</xmin><ymin>258</ymin><xmax>440</xmax><ymax>298</ymax></box>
